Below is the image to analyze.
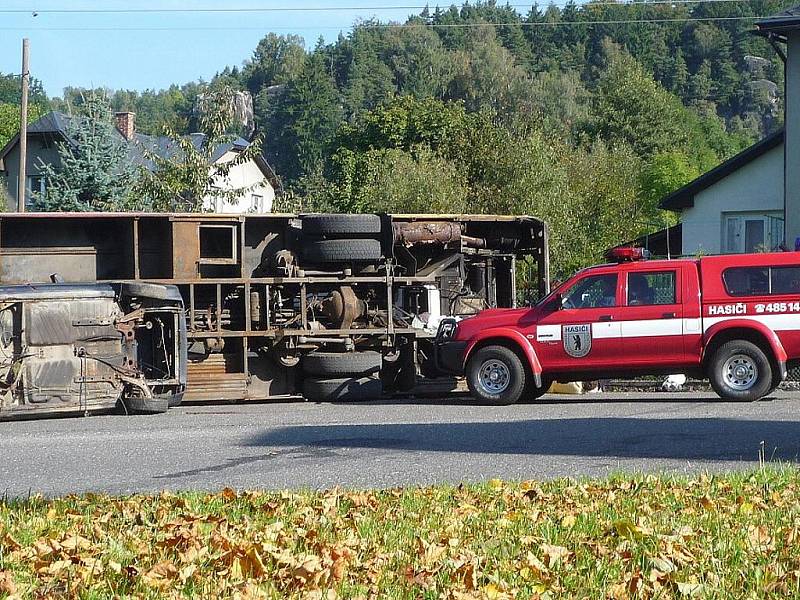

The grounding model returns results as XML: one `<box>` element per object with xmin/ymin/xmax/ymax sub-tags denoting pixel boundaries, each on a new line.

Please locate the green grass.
<box><xmin>2</xmin><ymin>469</ymin><xmax>800</xmax><ymax>598</ymax></box>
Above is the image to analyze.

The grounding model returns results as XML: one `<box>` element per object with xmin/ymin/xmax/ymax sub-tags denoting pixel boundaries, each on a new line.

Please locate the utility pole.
<box><xmin>17</xmin><ymin>38</ymin><xmax>29</xmax><ymax>212</ymax></box>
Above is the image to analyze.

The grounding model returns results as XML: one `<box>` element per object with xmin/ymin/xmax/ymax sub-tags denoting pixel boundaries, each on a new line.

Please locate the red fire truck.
<box><xmin>436</xmin><ymin>249</ymin><xmax>800</xmax><ymax>404</ymax></box>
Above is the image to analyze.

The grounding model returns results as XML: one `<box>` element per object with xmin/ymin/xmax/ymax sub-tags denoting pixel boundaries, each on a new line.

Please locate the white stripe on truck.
<box><xmin>534</xmin><ymin>314</ymin><xmax>800</xmax><ymax>344</ymax></box>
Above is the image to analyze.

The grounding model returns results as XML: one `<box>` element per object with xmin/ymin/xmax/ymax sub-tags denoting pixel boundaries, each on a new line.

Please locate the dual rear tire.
<box><xmin>300</xmin><ymin>214</ymin><xmax>383</xmax><ymax>265</ymax></box>
<box><xmin>302</xmin><ymin>351</ymin><xmax>383</xmax><ymax>402</ymax></box>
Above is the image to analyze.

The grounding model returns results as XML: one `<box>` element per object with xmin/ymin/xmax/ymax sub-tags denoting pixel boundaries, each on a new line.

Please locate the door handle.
<box><xmin>599</xmin><ymin>315</ymin><xmax>613</xmax><ymax>322</ymax></box>
<box><xmin>662</xmin><ymin>312</ymin><xmax>676</xmax><ymax>319</ymax></box>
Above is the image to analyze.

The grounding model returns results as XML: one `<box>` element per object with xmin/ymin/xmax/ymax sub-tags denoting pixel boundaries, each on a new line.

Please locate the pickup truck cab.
<box><xmin>436</xmin><ymin>249</ymin><xmax>800</xmax><ymax>404</ymax></box>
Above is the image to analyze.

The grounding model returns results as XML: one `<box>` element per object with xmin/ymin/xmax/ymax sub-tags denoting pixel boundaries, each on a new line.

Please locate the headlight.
<box><xmin>436</xmin><ymin>318</ymin><xmax>458</xmax><ymax>341</ymax></box>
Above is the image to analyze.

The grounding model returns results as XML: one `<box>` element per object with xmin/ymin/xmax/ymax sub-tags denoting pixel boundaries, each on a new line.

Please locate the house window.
<box><xmin>723</xmin><ymin>213</ymin><xmax>784</xmax><ymax>253</ymax></box>
<box><xmin>25</xmin><ymin>175</ymin><xmax>46</xmax><ymax>206</ymax></box>
<box><xmin>250</xmin><ymin>194</ymin><xmax>263</xmax><ymax>213</ymax></box>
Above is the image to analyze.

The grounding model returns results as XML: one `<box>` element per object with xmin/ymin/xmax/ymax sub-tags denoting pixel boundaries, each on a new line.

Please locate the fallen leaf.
<box><xmin>676</xmin><ymin>581</ymin><xmax>705</xmax><ymax>596</ymax></box>
<box><xmin>0</xmin><ymin>571</ymin><xmax>16</xmax><ymax>595</ymax></box>
<box><xmin>561</xmin><ymin>514</ymin><xmax>577</xmax><ymax>528</ymax></box>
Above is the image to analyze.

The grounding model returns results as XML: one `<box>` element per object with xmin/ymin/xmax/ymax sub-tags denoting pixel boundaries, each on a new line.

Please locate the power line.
<box><xmin>0</xmin><ymin>15</ymin><xmax>768</xmax><ymax>31</ymax></box>
<box><xmin>0</xmin><ymin>0</ymin><xmax>772</xmax><ymax>13</ymax></box>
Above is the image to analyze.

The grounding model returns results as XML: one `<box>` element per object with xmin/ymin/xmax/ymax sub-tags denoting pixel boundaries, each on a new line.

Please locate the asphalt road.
<box><xmin>2</xmin><ymin>391</ymin><xmax>800</xmax><ymax>497</ymax></box>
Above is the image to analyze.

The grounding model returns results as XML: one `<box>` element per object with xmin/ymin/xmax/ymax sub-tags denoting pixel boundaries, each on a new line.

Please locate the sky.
<box><xmin>0</xmin><ymin>1</ymin><xmax>420</xmax><ymax>98</ymax></box>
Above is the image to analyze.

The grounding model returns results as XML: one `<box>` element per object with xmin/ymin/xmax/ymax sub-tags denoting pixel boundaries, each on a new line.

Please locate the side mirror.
<box><xmin>550</xmin><ymin>293</ymin><xmax>563</xmax><ymax>311</ymax></box>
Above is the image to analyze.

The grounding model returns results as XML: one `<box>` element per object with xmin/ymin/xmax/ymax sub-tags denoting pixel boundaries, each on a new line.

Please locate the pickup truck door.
<box><xmin>618</xmin><ymin>267</ymin><xmax>686</xmax><ymax>366</ymax></box>
<box><xmin>534</xmin><ymin>271</ymin><xmax>623</xmax><ymax>372</ymax></box>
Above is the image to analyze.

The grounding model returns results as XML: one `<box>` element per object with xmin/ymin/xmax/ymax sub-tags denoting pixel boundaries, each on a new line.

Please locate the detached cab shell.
<box><xmin>0</xmin><ymin>283</ymin><xmax>186</xmax><ymax>419</ymax></box>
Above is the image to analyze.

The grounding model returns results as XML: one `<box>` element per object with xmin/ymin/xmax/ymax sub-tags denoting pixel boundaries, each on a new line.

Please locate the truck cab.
<box><xmin>437</xmin><ymin>249</ymin><xmax>800</xmax><ymax>404</ymax></box>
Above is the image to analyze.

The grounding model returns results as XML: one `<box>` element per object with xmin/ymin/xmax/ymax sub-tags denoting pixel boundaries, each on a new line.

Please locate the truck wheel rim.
<box><xmin>478</xmin><ymin>360</ymin><xmax>510</xmax><ymax>394</ymax></box>
<box><xmin>723</xmin><ymin>354</ymin><xmax>757</xmax><ymax>391</ymax></box>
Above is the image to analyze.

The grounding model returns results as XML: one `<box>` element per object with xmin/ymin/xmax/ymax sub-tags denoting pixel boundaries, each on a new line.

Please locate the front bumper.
<box><xmin>436</xmin><ymin>340</ymin><xmax>468</xmax><ymax>375</ymax></box>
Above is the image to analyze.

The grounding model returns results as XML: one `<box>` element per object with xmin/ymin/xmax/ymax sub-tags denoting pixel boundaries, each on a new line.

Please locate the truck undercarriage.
<box><xmin>0</xmin><ymin>212</ymin><xmax>547</xmax><ymax>412</ymax></box>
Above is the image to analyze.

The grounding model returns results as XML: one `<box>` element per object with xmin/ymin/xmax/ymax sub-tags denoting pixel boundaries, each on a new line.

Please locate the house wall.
<box><xmin>2</xmin><ymin>136</ymin><xmax>61</xmax><ymax>210</ymax></box>
<box><xmin>681</xmin><ymin>143</ymin><xmax>784</xmax><ymax>255</ymax></box>
<box><xmin>786</xmin><ymin>31</ymin><xmax>800</xmax><ymax>249</ymax></box>
<box><xmin>202</xmin><ymin>150</ymin><xmax>275</xmax><ymax>214</ymax></box>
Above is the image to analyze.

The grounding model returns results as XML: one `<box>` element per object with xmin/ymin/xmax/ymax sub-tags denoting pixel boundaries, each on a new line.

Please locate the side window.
<box><xmin>627</xmin><ymin>271</ymin><xmax>676</xmax><ymax>306</ymax></box>
<box><xmin>562</xmin><ymin>274</ymin><xmax>617</xmax><ymax>309</ymax></box>
<box><xmin>723</xmin><ymin>267</ymin><xmax>770</xmax><ymax>296</ymax></box>
<box><xmin>771</xmin><ymin>266</ymin><xmax>800</xmax><ymax>294</ymax></box>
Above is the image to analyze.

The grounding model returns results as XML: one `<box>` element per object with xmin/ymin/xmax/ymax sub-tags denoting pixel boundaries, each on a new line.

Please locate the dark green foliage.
<box><xmin>262</xmin><ymin>50</ymin><xmax>343</xmax><ymax>185</ymax></box>
<box><xmin>32</xmin><ymin>93</ymin><xmax>138</xmax><ymax>212</ymax></box>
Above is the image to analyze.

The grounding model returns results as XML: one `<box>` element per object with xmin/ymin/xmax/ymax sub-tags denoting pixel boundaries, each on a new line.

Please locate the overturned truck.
<box><xmin>0</xmin><ymin>212</ymin><xmax>547</xmax><ymax>414</ymax></box>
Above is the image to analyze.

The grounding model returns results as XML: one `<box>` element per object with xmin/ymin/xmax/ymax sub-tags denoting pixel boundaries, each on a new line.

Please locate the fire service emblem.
<box><xmin>563</xmin><ymin>323</ymin><xmax>592</xmax><ymax>358</ymax></box>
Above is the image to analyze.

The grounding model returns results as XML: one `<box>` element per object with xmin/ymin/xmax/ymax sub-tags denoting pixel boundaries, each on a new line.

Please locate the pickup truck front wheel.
<box><xmin>466</xmin><ymin>345</ymin><xmax>526</xmax><ymax>406</ymax></box>
<box><xmin>709</xmin><ymin>340</ymin><xmax>773</xmax><ymax>401</ymax></box>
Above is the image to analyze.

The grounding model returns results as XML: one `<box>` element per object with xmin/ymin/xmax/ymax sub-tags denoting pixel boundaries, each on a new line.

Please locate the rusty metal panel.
<box><xmin>186</xmin><ymin>355</ymin><xmax>248</xmax><ymax>401</ymax></box>
<box><xmin>0</xmin><ymin>247</ymin><xmax>97</xmax><ymax>284</ymax></box>
<box><xmin>24</xmin><ymin>299</ymin><xmax>119</xmax><ymax>346</ymax></box>
<box><xmin>172</xmin><ymin>221</ymin><xmax>200</xmax><ymax>279</ymax></box>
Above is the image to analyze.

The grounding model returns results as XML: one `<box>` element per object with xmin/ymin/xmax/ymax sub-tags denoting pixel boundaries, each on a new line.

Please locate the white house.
<box><xmin>659</xmin><ymin>131</ymin><xmax>785</xmax><ymax>255</ymax></box>
<box><xmin>204</xmin><ymin>136</ymin><xmax>277</xmax><ymax>213</ymax></box>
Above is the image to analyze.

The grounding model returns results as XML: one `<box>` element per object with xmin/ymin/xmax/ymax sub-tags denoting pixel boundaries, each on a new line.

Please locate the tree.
<box><xmin>0</xmin><ymin>102</ymin><xmax>46</xmax><ymax>148</ymax></box>
<box><xmin>135</xmin><ymin>86</ymin><xmax>264</xmax><ymax>211</ymax></box>
<box><xmin>587</xmin><ymin>41</ymin><xmax>692</xmax><ymax>159</ymax></box>
<box><xmin>264</xmin><ymin>50</ymin><xmax>343</xmax><ymax>184</ymax></box>
<box><xmin>243</xmin><ymin>34</ymin><xmax>306</xmax><ymax>94</ymax></box>
<box><xmin>640</xmin><ymin>151</ymin><xmax>699</xmax><ymax>210</ymax></box>
<box><xmin>447</xmin><ymin>25</ymin><xmax>532</xmax><ymax>115</ymax></box>
<box><xmin>32</xmin><ymin>93</ymin><xmax>138</xmax><ymax>212</ymax></box>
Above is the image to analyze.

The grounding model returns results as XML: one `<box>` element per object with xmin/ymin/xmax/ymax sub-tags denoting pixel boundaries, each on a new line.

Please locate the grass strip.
<box><xmin>1</xmin><ymin>468</ymin><xmax>800</xmax><ymax>599</ymax></box>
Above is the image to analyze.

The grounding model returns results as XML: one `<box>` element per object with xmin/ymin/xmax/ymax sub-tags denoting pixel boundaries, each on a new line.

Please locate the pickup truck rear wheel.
<box><xmin>709</xmin><ymin>340</ymin><xmax>773</xmax><ymax>401</ymax></box>
<box><xmin>466</xmin><ymin>345</ymin><xmax>526</xmax><ymax>406</ymax></box>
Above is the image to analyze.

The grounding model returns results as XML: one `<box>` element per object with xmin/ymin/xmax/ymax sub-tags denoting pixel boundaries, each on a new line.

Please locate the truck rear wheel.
<box><xmin>302</xmin><ymin>376</ymin><xmax>382</xmax><ymax>402</ymax></box>
<box><xmin>301</xmin><ymin>214</ymin><xmax>382</xmax><ymax>237</ymax></box>
<box><xmin>709</xmin><ymin>340</ymin><xmax>773</xmax><ymax>401</ymax></box>
<box><xmin>466</xmin><ymin>345</ymin><xmax>526</xmax><ymax>406</ymax></box>
<box><xmin>302</xmin><ymin>239</ymin><xmax>383</xmax><ymax>264</ymax></box>
<box><xmin>303</xmin><ymin>351</ymin><xmax>382</xmax><ymax>377</ymax></box>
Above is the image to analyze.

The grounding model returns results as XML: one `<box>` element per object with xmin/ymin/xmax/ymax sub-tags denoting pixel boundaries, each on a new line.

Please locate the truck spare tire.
<box><xmin>303</xmin><ymin>351</ymin><xmax>382</xmax><ymax>377</ymax></box>
<box><xmin>302</xmin><ymin>376</ymin><xmax>382</xmax><ymax>402</ymax></box>
<box><xmin>302</xmin><ymin>239</ymin><xmax>382</xmax><ymax>264</ymax></box>
<box><xmin>301</xmin><ymin>214</ymin><xmax>382</xmax><ymax>237</ymax></box>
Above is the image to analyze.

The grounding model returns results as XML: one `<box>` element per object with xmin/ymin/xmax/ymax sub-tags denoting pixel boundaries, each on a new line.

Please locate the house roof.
<box><xmin>756</xmin><ymin>4</ymin><xmax>800</xmax><ymax>37</ymax></box>
<box><xmin>659</xmin><ymin>129</ymin><xmax>784</xmax><ymax>211</ymax></box>
<box><xmin>609</xmin><ymin>223</ymin><xmax>683</xmax><ymax>258</ymax></box>
<box><xmin>0</xmin><ymin>111</ymin><xmax>273</xmax><ymax>182</ymax></box>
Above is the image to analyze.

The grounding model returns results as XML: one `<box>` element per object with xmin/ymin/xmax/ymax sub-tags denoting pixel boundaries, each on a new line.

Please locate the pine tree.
<box><xmin>33</xmin><ymin>93</ymin><xmax>138</xmax><ymax>212</ymax></box>
<box><xmin>267</xmin><ymin>49</ymin><xmax>343</xmax><ymax>182</ymax></box>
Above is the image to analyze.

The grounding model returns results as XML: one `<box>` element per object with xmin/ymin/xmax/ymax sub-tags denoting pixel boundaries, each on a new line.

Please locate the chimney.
<box><xmin>114</xmin><ymin>111</ymin><xmax>136</xmax><ymax>140</ymax></box>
